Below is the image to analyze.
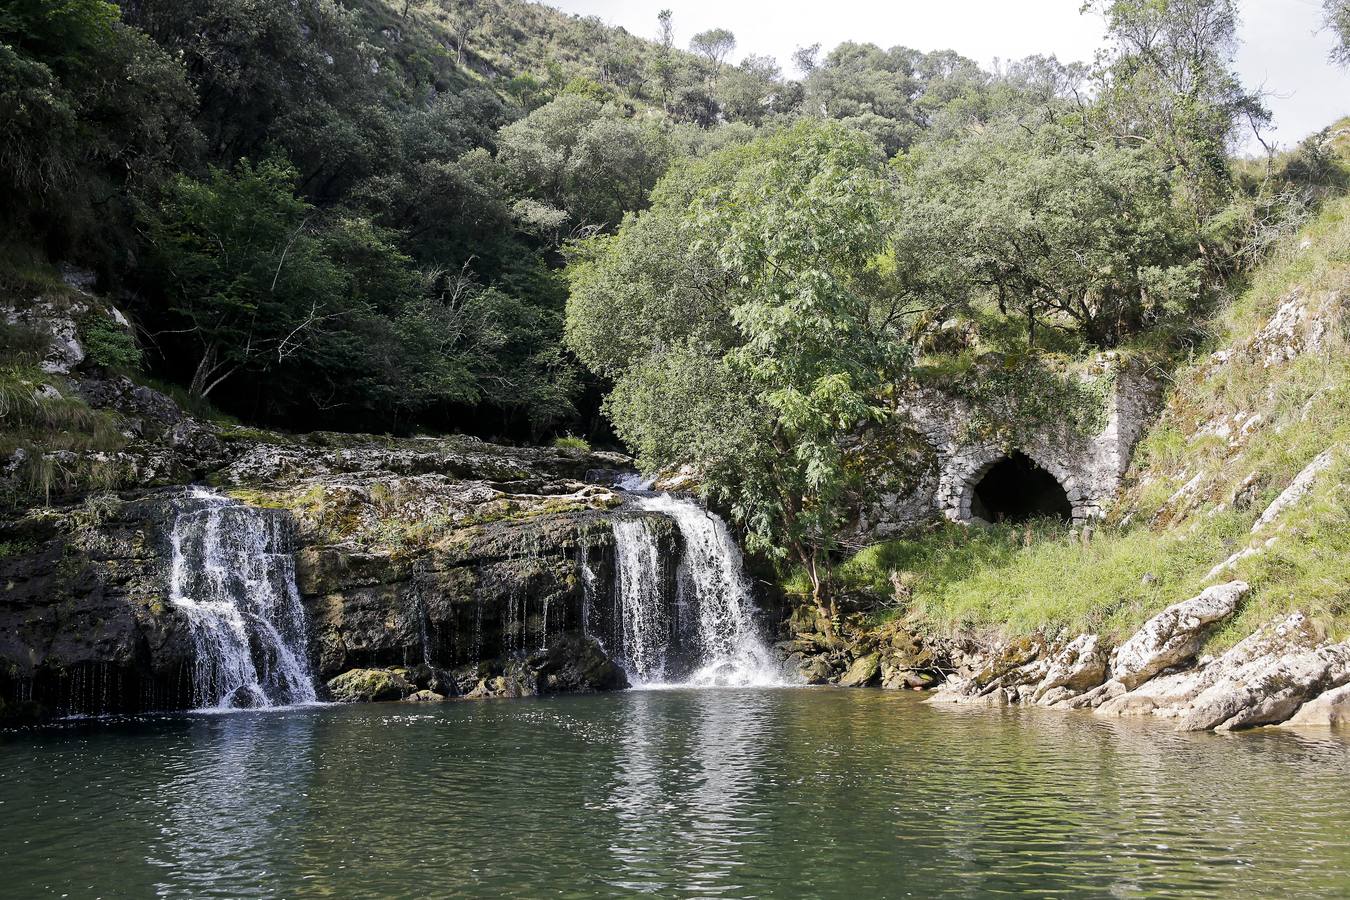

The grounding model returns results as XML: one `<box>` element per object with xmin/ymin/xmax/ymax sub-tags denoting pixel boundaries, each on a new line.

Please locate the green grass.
<box><xmin>0</xmin><ymin>320</ymin><xmax>129</xmax><ymax>507</ymax></box>
<box><xmin>552</xmin><ymin>434</ymin><xmax>590</xmax><ymax>452</ymax></box>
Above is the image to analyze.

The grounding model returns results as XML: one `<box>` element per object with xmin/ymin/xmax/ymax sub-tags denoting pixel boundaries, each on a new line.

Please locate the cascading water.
<box><xmin>169</xmin><ymin>489</ymin><xmax>318</xmax><ymax>709</ymax></box>
<box><xmin>608</xmin><ymin>486</ymin><xmax>784</xmax><ymax>688</ymax></box>
<box><xmin>612</xmin><ymin>517</ymin><xmax>672</xmax><ymax>683</ymax></box>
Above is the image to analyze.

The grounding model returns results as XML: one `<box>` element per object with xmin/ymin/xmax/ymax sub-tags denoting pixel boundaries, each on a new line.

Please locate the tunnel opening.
<box><xmin>969</xmin><ymin>452</ymin><xmax>1073</xmax><ymax>524</ymax></box>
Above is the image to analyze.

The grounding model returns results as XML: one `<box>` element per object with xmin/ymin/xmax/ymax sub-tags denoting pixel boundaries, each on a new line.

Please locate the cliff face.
<box><xmin>0</xmin><ymin>346</ymin><xmax>675</xmax><ymax>718</ymax></box>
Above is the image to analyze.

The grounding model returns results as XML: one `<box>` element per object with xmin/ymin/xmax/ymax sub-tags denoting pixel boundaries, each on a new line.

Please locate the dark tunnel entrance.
<box><xmin>970</xmin><ymin>452</ymin><xmax>1073</xmax><ymax>524</ymax></box>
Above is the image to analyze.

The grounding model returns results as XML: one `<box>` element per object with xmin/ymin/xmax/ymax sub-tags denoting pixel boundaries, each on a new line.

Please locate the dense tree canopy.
<box><xmin>0</xmin><ymin>0</ymin><xmax>1322</xmax><ymax>460</ymax></box>
<box><xmin>570</xmin><ymin>122</ymin><xmax>912</xmax><ymax>625</ymax></box>
<box><xmin>897</xmin><ymin>123</ymin><xmax>1201</xmax><ymax>348</ymax></box>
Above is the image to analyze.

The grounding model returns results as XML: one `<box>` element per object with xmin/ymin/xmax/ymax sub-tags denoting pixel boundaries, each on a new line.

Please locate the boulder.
<box><xmin>404</xmin><ymin>689</ymin><xmax>446</xmax><ymax>703</ymax></box>
<box><xmin>1280</xmin><ymin>682</ymin><xmax>1350</xmax><ymax>727</ymax></box>
<box><xmin>327</xmin><ymin>668</ymin><xmax>414</xmax><ymax>702</ymax></box>
<box><xmin>527</xmin><ymin>634</ymin><xmax>629</xmax><ymax>693</ymax></box>
<box><xmin>797</xmin><ymin>656</ymin><xmax>835</xmax><ymax>685</ymax></box>
<box><xmin>881</xmin><ymin>663</ymin><xmax>935</xmax><ymax>690</ymax></box>
<box><xmin>1111</xmin><ymin>582</ymin><xmax>1247</xmax><ymax>689</ymax></box>
<box><xmin>838</xmin><ymin>653</ymin><xmax>881</xmax><ymax>688</ymax></box>
<box><xmin>466</xmin><ymin>672</ymin><xmax>536</xmax><ymax>699</ymax></box>
<box><xmin>1032</xmin><ymin>634</ymin><xmax>1108</xmax><ymax>705</ymax></box>
<box><xmin>1095</xmin><ymin>670</ymin><xmax>1199</xmax><ymax>717</ymax></box>
<box><xmin>1173</xmin><ymin>618</ymin><xmax>1350</xmax><ymax>731</ymax></box>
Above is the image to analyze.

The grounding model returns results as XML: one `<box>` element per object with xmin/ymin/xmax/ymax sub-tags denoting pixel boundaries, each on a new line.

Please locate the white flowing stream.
<box><xmin>609</xmin><ymin>485</ymin><xmax>784</xmax><ymax>688</ymax></box>
<box><xmin>168</xmin><ymin>489</ymin><xmax>317</xmax><ymax>709</ymax></box>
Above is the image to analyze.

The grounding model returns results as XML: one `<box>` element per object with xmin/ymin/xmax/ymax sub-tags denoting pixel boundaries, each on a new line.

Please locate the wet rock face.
<box><xmin>297</xmin><ymin>508</ymin><xmax>673</xmax><ymax>687</ymax></box>
<box><xmin>0</xmin><ymin>402</ymin><xmax>653</xmax><ymax>720</ymax></box>
<box><xmin>0</xmin><ymin>492</ymin><xmax>202</xmax><ymax>717</ymax></box>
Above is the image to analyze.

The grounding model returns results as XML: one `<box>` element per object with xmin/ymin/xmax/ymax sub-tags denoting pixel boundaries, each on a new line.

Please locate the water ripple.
<box><xmin>2</xmin><ymin>689</ymin><xmax>1348</xmax><ymax>898</ymax></box>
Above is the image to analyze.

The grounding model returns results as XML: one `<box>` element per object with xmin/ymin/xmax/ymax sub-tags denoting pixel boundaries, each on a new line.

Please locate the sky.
<box><xmin>548</xmin><ymin>0</ymin><xmax>1350</xmax><ymax>156</ymax></box>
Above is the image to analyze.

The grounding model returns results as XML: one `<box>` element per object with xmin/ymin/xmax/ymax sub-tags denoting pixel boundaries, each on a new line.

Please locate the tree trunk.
<box><xmin>802</xmin><ymin>550</ymin><xmax>836</xmax><ymax>638</ymax></box>
<box><xmin>188</xmin><ymin>343</ymin><xmax>217</xmax><ymax>399</ymax></box>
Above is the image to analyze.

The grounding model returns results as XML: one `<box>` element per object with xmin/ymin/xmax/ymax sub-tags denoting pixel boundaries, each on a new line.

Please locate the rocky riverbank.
<box><xmin>780</xmin><ymin>580</ymin><xmax>1350</xmax><ymax>732</ymax></box>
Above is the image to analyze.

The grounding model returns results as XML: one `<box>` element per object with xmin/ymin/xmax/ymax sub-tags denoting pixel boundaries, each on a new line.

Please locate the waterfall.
<box><xmin>609</xmin><ymin>490</ymin><xmax>783</xmax><ymax>688</ymax></box>
<box><xmin>612</xmin><ymin>517</ymin><xmax>671</xmax><ymax>683</ymax></box>
<box><xmin>168</xmin><ymin>489</ymin><xmax>318</xmax><ymax>710</ymax></box>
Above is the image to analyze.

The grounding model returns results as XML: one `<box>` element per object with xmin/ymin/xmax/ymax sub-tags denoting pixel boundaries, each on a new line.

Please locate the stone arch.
<box><xmin>944</xmin><ymin>447</ymin><xmax>1092</xmax><ymax>525</ymax></box>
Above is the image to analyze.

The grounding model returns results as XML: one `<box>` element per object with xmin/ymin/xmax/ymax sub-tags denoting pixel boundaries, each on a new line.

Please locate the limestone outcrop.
<box><xmin>907</xmin><ymin>582</ymin><xmax>1350</xmax><ymax>733</ymax></box>
<box><xmin>1110</xmin><ymin>581</ymin><xmax>1248</xmax><ymax>689</ymax></box>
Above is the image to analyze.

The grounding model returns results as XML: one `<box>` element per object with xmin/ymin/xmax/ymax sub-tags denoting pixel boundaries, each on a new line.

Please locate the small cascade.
<box><xmin>169</xmin><ymin>489</ymin><xmax>318</xmax><ymax>710</ymax></box>
<box><xmin>607</xmin><ymin>488</ymin><xmax>784</xmax><ymax>688</ymax></box>
<box><xmin>612</xmin><ymin>517</ymin><xmax>672</xmax><ymax>683</ymax></box>
<box><xmin>405</xmin><ymin>559</ymin><xmax>436</xmax><ymax>667</ymax></box>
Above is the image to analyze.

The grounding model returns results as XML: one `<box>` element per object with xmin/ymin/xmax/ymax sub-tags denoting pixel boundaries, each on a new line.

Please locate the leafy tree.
<box><xmin>125</xmin><ymin>0</ymin><xmax>396</xmax><ymax>201</ymax></box>
<box><xmin>496</xmin><ymin>94</ymin><xmax>677</xmax><ymax>230</ymax></box>
<box><xmin>651</xmin><ymin>9</ymin><xmax>678</xmax><ymax>112</ymax></box>
<box><xmin>0</xmin><ymin>0</ymin><xmax>196</xmax><ymax>262</ymax></box>
<box><xmin>718</xmin><ymin>55</ymin><xmax>785</xmax><ymax>126</ymax></box>
<box><xmin>799</xmin><ymin>43</ymin><xmax>992</xmax><ymax>156</ymax></box>
<box><xmin>1085</xmin><ymin>0</ymin><xmax>1268</xmax><ymax>229</ymax></box>
<box><xmin>1328</xmin><ymin>0</ymin><xmax>1350</xmax><ymax>66</ymax></box>
<box><xmin>141</xmin><ymin>156</ymin><xmax>348</xmax><ymax>400</ymax></box>
<box><xmin>898</xmin><ymin>123</ymin><xmax>1199</xmax><ymax>348</ymax></box>
<box><xmin>689</xmin><ymin>28</ymin><xmax>736</xmax><ymax>70</ymax></box>
<box><xmin>569</xmin><ymin>122</ymin><xmax>912</xmax><ymax>628</ymax></box>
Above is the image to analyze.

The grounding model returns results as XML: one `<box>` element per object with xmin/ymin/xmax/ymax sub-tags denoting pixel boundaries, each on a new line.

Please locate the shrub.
<box><xmin>80</xmin><ymin>316</ymin><xmax>141</xmax><ymax>371</ymax></box>
<box><xmin>552</xmin><ymin>434</ymin><xmax>590</xmax><ymax>451</ymax></box>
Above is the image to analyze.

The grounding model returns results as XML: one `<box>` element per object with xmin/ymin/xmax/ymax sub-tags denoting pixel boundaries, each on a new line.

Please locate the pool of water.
<box><xmin>2</xmin><ymin>688</ymin><xmax>1348</xmax><ymax>898</ymax></box>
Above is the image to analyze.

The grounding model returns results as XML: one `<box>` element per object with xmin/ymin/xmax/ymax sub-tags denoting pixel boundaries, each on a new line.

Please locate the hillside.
<box><xmin>818</xmin><ymin>121</ymin><xmax>1350</xmax><ymax>651</ymax></box>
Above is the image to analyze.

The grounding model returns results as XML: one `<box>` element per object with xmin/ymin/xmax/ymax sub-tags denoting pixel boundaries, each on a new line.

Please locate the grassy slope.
<box><xmin>823</xmin><ymin>131</ymin><xmax>1350</xmax><ymax>649</ymax></box>
<box><xmin>0</xmin><ymin>265</ymin><xmax>128</xmax><ymax>507</ymax></box>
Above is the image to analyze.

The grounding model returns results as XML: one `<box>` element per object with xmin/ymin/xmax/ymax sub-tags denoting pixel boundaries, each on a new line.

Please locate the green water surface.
<box><xmin>2</xmin><ymin>688</ymin><xmax>1348</xmax><ymax>898</ymax></box>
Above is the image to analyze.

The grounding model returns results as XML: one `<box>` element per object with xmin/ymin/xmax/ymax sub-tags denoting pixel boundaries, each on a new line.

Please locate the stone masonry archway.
<box><xmin>970</xmin><ymin>452</ymin><xmax>1072</xmax><ymax>523</ymax></box>
<box><xmin>942</xmin><ymin>447</ymin><xmax>1095</xmax><ymax>525</ymax></box>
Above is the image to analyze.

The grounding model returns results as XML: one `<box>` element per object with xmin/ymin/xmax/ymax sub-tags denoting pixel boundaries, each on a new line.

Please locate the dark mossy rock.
<box><xmin>528</xmin><ymin>633</ymin><xmax>629</xmax><ymax>693</ymax></box>
<box><xmin>839</xmin><ymin>653</ymin><xmax>882</xmax><ymax>687</ymax></box>
<box><xmin>797</xmin><ymin>656</ymin><xmax>837</xmax><ymax>685</ymax></box>
<box><xmin>972</xmin><ymin>634</ymin><xmax>1050</xmax><ymax>688</ymax></box>
<box><xmin>327</xmin><ymin>668</ymin><xmax>415</xmax><ymax>702</ymax></box>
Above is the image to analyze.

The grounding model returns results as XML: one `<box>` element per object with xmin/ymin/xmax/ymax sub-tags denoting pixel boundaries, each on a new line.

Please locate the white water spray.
<box><xmin>612</xmin><ymin>517</ymin><xmax>671</xmax><ymax>683</ymax></box>
<box><xmin>169</xmin><ymin>489</ymin><xmax>317</xmax><ymax>709</ymax></box>
<box><xmin>609</xmin><ymin>488</ymin><xmax>784</xmax><ymax>688</ymax></box>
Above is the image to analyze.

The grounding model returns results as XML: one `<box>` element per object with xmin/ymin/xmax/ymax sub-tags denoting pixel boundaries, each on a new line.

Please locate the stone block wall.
<box><xmin>860</xmin><ymin>356</ymin><xmax>1163</xmax><ymax>537</ymax></box>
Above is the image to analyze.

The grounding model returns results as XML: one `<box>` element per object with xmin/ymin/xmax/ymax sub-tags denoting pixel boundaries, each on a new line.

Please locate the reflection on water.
<box><xmin>150</xmin><ymin>712</ymin><xmax>317</xmax><ymax>898</ymax></box>
<box><xmin>2</xmin><ymin>690</ymin><xmax>1349</xmax><ymax>898</ymax></box>
<box><xmin>605</xmin><ymin>691</ymin><xmax>774</xmax><ymax>895</ymax></box>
